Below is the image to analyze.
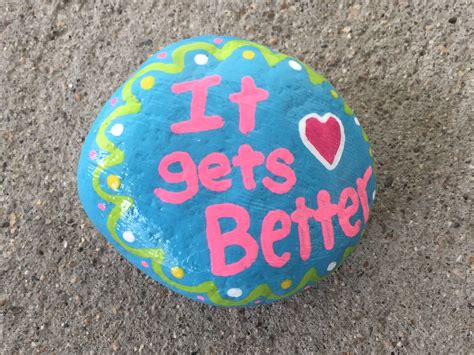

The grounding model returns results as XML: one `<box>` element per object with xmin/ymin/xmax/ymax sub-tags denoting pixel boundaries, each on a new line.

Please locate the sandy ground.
<box><xmin>1</xmin><ymin>0</ymin><xmax>472</xmax><ymax>353</ymax></box>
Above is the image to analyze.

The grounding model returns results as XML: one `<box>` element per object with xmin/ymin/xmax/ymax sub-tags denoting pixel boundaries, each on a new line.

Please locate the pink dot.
<box><xmin>111</xmin><ymin>97</ymin><xmax>118</xmax><ymax>106</ymax></box>
<box><xmin>141</xmin><ymin>261</ymin><xmax>149</xmax><ymax>268</ymax></box>
<box><xmin>157</xmin><ymin>52</ymin><xmax>167</xmax><ymax>59</ymax></box>
<box><xmin>213</xmin><ymin>38</ymin><xmax>223</xmax><ymax>44</ymax></box>
<box><xmin>304</xmin><ymin>285</ymin><xmax>312</xmax><ymax>290</ymax></box>
<box><xmin>254</xmin><ymin>300</ymin><xmax>262</xmax><ymax>304</ymax></box>
<box><xmin>197</xmin><ymin>295</ymin><xmax>205</xmax><ymax>301</ymax></box>
<box><xmin>97</xmin><ymin>202</ymin><xmax>106</xmax><ymax>211</ymax></box>
<box><xmin>89</xmin><ymin>150</ymin><xmax>97</xmax><ymax>160</ymax></box>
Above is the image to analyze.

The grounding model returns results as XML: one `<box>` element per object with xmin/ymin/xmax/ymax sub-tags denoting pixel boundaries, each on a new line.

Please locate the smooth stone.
<box><xmin>77</xmin><ymin>35</ymin><xmax>376</xmax><ymax>307</ymax></box>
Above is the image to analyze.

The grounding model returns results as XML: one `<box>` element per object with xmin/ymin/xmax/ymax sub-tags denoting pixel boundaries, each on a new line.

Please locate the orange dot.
<box><xmin>280</xmin><ymin>279</ymin><xmax>292</xmax><ymax>289</ymax></box>
<box><xmin>171</xmin><ymin>267</ymin><xmax>185</xmax><ymax>279</ymax></box>
<box><xmin>107</xmin><ymin>175</ymin><xmax>121</xmax><ymax>190</ymax></box>
<box><xmin>330</xmin><ymin>89</ymin><xmax>339</xmax><ymax>99</ymax></box>
<box><xmin>242</xmin><ymin>50</ymin><xmax>255</xmax><ymax>60</ymax></box>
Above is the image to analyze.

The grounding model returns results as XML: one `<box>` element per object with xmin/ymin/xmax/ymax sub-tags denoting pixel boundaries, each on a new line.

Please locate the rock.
<box><xmin>77</xmin><ymin>36</ymin><xmax>376</xmax><ymax>307</ymax></box>
<box><xmin>384</xmin><ymin>175</ymin><xmax>394</xmax><ymax>188</ymax></box>
<box><xmin>111</xmin><ymin>341</ymin><xmax>120</xmax><ymax>351</ymax></box>
<box><xmin>0</xmin><ymin>294</ymin><xmax>9</xmax><ymax>306</ymax></box>
<box><xmin>348</xmin><ymin>4</ymin><xmax>361</xmax><ymax>20</ymax></box>
<box><xmin>341</xmin><ymin>26</ymin><xmax>352</xmax><ymax>33</ymax></box>
<box><xmin>9</xmin><ymin>212</ymin><xmax>16</xmax><ymax>227</ymax></box>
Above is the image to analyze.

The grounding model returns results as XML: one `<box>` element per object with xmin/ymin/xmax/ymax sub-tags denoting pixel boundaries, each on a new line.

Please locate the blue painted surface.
<box><xmin>77</xmin><ymin>36</ymin><xmax>376</xmax><ymax>306</ymax></box>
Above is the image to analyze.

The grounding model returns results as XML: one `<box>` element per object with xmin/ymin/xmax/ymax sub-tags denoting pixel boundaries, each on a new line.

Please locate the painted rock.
<box><xmin>77</xmin><ymin>35</ymin><xmax>376</xmax><ymax>307</ymax></box>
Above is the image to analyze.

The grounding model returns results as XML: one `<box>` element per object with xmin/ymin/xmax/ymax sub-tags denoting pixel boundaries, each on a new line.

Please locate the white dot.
<box><xmin>227</xmin><ymin>288</ymin><xmax>242</xmax><ymax>298</ymax></box>
<box><xmin>327</xmin><ymin>261</ymin><xmax>337</xmax><ymax>271</ymax></box>
<box><xmin>123</xmin><ymin>231</ymin><xmax>135</xmax><ymax>243</ymax></box>
<box><xmin>372</xmin><ymin>190</ymin><xmax>376</xmax><ymax>200</ymax></box>
<box><xmin>111</xmin><ymin>123</ymin><xmax>124</xmax><ymax>136</ymax></box>
<box><xmin>288</xmin><ymin>60</ymin><xmax>302</xmax><ymax>71</ymax></box>
<box><xmin>194</xmin><ymin>54</ymin><xmax>208</xmax><ymax>65</ymax></box>
<box><xmin>121</xmin><ymin>200</ymin><xmax>132</xmax><ymax>211</ymax></box>
<box><xmin>354</xmin><ymin>117</ymin><xmax>360</xmax><ymax>126</ymax></box>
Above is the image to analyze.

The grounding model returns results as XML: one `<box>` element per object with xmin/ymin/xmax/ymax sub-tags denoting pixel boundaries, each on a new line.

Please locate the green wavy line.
<box><xmin>151</xmin><ymin>245</ymin><xmax>354</xmax><ymax>306</ymax></box>
<box><xmin>91</xmin><ymin>39</ymin><xmax>354</xmax><ymax>306</ymax></box>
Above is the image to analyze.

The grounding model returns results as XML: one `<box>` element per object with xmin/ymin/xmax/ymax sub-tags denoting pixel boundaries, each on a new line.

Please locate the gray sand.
<box><xmin>1</xmin><ymin>0</ymin><xmax>472</xmax><ymax>352</ymax></box>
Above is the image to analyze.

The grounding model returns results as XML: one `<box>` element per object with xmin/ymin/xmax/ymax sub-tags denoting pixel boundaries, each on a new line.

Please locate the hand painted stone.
<box><xmin>77</xmin><ymin>35</ymin><xmax>376</xmax><ymax>307</ymax></box>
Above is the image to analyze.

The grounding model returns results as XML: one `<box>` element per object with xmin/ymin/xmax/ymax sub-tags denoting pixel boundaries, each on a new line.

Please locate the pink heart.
<box><xmin>299</xmin><ymin>113</ymin><xmax>345</xmax><ymax>170</ymax></box>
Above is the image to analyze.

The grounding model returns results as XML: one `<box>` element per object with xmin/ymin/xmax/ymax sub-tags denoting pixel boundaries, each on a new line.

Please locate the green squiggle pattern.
<box><xmin>91</xmin><ymin>39</ymin><xmax>356</xmax><ymax>306</ymax></box>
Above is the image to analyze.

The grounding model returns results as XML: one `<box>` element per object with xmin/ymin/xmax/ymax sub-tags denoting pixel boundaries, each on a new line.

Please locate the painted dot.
<box><xmin>194</xmin><ymin>54</ymin><xmax>208</xmax><ymax>65</ymax></box>
<box><xmin>107</xmin><ymin>175</ymin><xmax>121</xmax><ymax>190</ymax></box>
<box><xmin>372</xmin><ymin>190</ymin><xmax>376</xmax><ymax>200</ymax></box>
<box><xmin>97</xmin><ymin>202</ymin><xmax>106</xmax><ymax>211</ymax></box>
<box><xmin>171</xmin><ymin>266</ymin><xmax>185</xmax><ymax>279</ymax></box>
<box><xmin>280</xmin><ymin>279</ymin><xmax>292</xmax><ymax>289</ymax></box>
<box><xmin>227</xmin><ymin>288</ymin><xmax>243</xmax><ymax>298</ymax></box>
<box><xmin>327</xmin><ymin>261</ymin><xmax>337</xmax><ymax>271</ymax></box>
<box><xmin>121</xmin><ymin>200</ymin><xmax>132</xmax><ymax>211</ymax></box>
<box><xmin>110</xmin><ymin>97</ymin><xmax>118</xmax><ymax>106</ymax></box>
<box><xmin>197</xmin><ymin>295</ymin><xmax>205</xmax><ymax>301</ymax></box>
<box><xmin>254</xmin><ymin>300</ymin><xmax>262</xmax><ymax>304</ymax></box>
<box><xmin>110</xmin><ymin>123</ymin><xmax>124</xmax><ymax>137</ymax></box>
<box><xmin>288</xmin><ymin>60</ymin><xmax>302</xmax><ymax>71</ymax></box>
<box><xmin>123</xmin><ymin>231</ymin><xmax>135</xmax><ymax>243</ymax></box>
<box><xmin>157</xmin><ymin>52</ymin><xmax>167</xmax><ymax>59</ymax></box>
<box><xmin>213</xmin><ymin>37</ymin><xmax>223</xmax><ymax>44</ymax></box>
<box><xmin>140</xmin><ymin>76</ymin><xmax>155</xmax><ymax>90</ymax></box>
<box><xmin>354</xmin><ymin>116</ymin><xmax>360</xmax><ymax>126</ymax></box>
<box><xmin>141</xmin><ymin>261</ymin><xmax>149</xmax><ymax>268</ymax></box>
<box><xmin>330</xmin><ymin>89</ymin><xmax>339</xmax><ymax>99</ymax></box>
<box><xmin>242</xmin><ymin>50</ymin><xmax>255</xmax><ymax>60</ymax></box>
<box><xmin>89</xmin><ymin>150</ymin><xmax>97</xmax><ymax>160</ymax></box>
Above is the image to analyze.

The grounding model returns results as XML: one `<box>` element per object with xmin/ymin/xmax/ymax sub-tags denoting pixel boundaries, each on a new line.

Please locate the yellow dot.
<box><xmin>140</xmin><ymin>76</ymin><xmax>155</xmax><ymax>90</ymax></box>
<box><xmin>107</xmin><ymin>175</ymin><xmax>121</xmax><ymax>190</ymax></box>
<box><xmin>242</xmin><ymin>50</ymin><xmax>255</xmax><ymax>60</ymax></box>
<box><xmin>344</xmin><ymin>101</ymin><xmax>354</xmax><ymax>116</ymax></box>
<box><xmin>171</xmin><ymin>267</ymin><xmax>185</xmax><ymax>279</ymax></box>
<box><xmin>280</xmin><ymin>279</ymin><xmax>292</xmax><ymax>289</ymax></box>
<box><xmin>330</xmin><ymin>89</ymin><xmax>339</xmax><ymax>99</ymax></box>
